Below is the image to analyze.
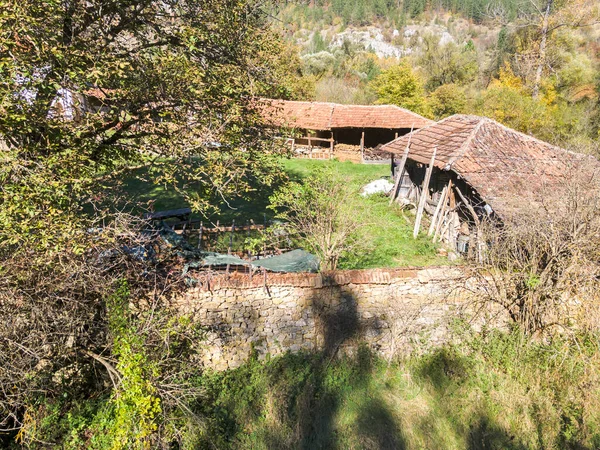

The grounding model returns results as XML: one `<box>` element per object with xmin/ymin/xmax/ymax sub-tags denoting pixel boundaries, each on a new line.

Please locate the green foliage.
<box><xmin>309</xmin><ymin>31</ymin><xmax>328</xmax><ymax>54</ymax></box>
<box><xmin>281</xmin><ymin>159</ymin><xmax>444</xmax><ymax>269</ymax></box>
<box><xmin>429</xmin><ymin>83</ymin><xmax>468</xmax><ymax>119</ymax></box>
<box><xmin>370</xmin><ymin>61</ymin><xmax>432</xmax><ymax>117</ymax></box>
<box><xmin>178</xmin><ymin>329</ymin><xmax>600</xmax><ymax>449</ymax></box>
<box><xmin>106</xmin><ymin>281</ymin><xmax>162</xmax><ymax>450</ymax></box>
<box><xmin>0</xmin><ymin>0</ymin><xmax>288</xmax><ymax>254</ymax></box>
<box><xmin>269</xmin><ymin>167</ymin><xmax>367</xmax><ymax>270</ymax></box>
<box><xmin>419</xmin><ymin>36</ymin><xmax>479</xmax><ymax>90</ymax></box>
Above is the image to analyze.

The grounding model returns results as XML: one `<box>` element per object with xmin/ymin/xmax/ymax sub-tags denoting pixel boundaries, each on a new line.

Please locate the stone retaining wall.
<box><xmin>176</xmin><ymin>267</ymin><xmax>494</xmax><ymax>370</ymax></box>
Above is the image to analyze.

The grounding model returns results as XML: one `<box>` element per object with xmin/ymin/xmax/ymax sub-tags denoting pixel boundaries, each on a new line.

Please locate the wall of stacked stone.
<box><xmin>176</xmin><ymin>266</ymin><xmax>493</xmax><ymax>370</ymax></box>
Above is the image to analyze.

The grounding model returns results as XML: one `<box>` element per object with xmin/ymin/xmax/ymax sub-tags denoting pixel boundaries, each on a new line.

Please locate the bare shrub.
<box><xmin>0</xmin><ymin>214</ymin><xmax>204</xmax><ymax>445</ymax></box>
<box><xmin>473</xmin><ymin>166</ymin><xmax>600</xmax><ymax>335</ymax></box>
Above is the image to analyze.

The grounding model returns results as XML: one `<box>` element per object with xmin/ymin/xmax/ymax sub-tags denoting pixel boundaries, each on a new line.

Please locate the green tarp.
<box><xmin>154</xmin><ymin>221</ymin><xmax>319</xmax><ymax>274</ymax></box>
<box><xmin>193</xmin><ymin>249</ymin><xmax>319</xmax><ymax>273</ymax></box>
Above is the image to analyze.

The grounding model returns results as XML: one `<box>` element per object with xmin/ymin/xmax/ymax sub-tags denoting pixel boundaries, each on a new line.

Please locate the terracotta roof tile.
<box><xmin>382</xmin><ymin>115</ymin><xmax>600</xmax><ymax>217</ymax></box>
<box><xmin>260</xmin><ymin>99</ymin><xmax>433</xmax><ymax>131</ymax></box>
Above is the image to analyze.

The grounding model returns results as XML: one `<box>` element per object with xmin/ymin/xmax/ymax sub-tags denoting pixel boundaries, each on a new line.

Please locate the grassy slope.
<box><xmin>194</xmin><ymin>329</ymin><xmax>600</xmax><ymax>450</ymax></box>
<box><xmin>284</xmin><ymin>159</ymin><xmax>445</xmax><ymax>268</ymax></box>
<box><xmin>117</xmin><ymin>158</ymin><xmax>446</xmax><ymax>267</ymax></box>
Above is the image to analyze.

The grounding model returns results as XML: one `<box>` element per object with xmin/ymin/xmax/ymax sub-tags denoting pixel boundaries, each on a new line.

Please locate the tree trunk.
<box><xmin>533</xmin><ymin>0</ymin><xmax>553</xmax><ymax>99</ymax></box>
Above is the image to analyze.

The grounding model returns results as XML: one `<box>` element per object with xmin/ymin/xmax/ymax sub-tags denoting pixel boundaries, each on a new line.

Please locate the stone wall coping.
<box><xmin>189</xmin><ymin>266</ymin><xmax>468</xmax><ymax>292</ymax></box>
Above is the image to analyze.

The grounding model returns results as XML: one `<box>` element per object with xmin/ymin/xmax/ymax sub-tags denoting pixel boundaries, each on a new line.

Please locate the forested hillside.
<box><xmin>274</xmin><ymin>0</ymin><xmax>600</xmax><ymax>153</ymax></box>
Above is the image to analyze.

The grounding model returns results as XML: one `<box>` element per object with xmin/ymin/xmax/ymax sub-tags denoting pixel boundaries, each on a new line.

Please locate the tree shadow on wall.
<box><xmin>296</xmin><ymin>284</ymin><xmax>407</xmax><ymax>450</ymax></box>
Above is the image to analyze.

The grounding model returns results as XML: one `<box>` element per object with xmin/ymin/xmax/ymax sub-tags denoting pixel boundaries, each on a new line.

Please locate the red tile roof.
<box><xmin>382</xmin><ymin>115</ymin><xmax>600</xmax><ymax>217</ymax></box>
<box><xmin>261</xmin><ymin>99</ymin><xmax>433</xmax><ymax>131</ymax></box>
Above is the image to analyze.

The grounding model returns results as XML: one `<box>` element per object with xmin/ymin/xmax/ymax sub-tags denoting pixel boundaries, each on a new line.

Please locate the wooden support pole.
<box><xmin>413</xmin><ymin>147</ymin><xmax>437</xmax><ymax>239</ymax></box>
<box><xmin>388</xmin><ymin>126</ymin><xmax>414</xmax><ymax>205</ymax></box>
<box><xmin>433</xmin><ymin>206</ymin><xmax>449</xmax><ymax>243</ymax></box>
<box><xmin>360</xmin><ymin>131</ymin><xmax>365</xmax><ymax>163</ymax></box>
<box><xmin>454</xmin><ymin>187</ymin><xmax>480</xmax><ymax>227</ymax></box>
<box><xmin>454</xmin><ymin>186</ymin><xmax>483</xmax><ymax>263</ymax></box>
<box><xmin>432</xmin><ymin>180</ymin><xmax>452</xmax><ymax>241</ymax></box>
<box><xmin>291</xmin><ymin>138</ymin><xmax>295</xmax><ymax>153</ymax></box>
<box><xmin>428</xmin><ymin>185</ymin><xmax>448</xmax><ymax>236</ymax></box>
<box><xmin>330</xmin><ymin>131</ymin><xmax>334</xmax><ymax>160</ymax></box>
<box><xmin>198</xmin><ymin>221</ymin><xmax>203</xmax><ymax>250</ymax></box>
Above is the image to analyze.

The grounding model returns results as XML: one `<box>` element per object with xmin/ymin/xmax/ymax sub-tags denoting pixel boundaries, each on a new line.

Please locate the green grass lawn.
<box><xmin>117</xmin><ymin>158</ymin><xmax>448</xmax><ymax>268</ymax></box>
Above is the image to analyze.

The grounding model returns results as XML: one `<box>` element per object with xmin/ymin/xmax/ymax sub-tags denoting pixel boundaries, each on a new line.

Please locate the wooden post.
<box><xmin>308</xmin><ymin>136</ymin><xmax>312</xmax><ymax>158</ymax></box>
<box><xmin>433</xmin><ymin>205</ymin><xmax>449</xmax><ymax>243</ymax></box>
<box><xmin>291</xmin><ymin>138</ymin><xmax>295</xmax><ymax>153</ymax></box>
<box><xmin>360</xmin><ymin>131</ymin><xmax>365</xmax><ymax>163</ymax></box>
<box><xmin>428</xmin><ymin>185</ymin><xmax>448</xmax><ymax>236</ymax></box>
<box><xmin>329</xmin><ymin>131</ymin><xmax>334</xmax><ymax>160</ymax></box>
<box><xmin>413</xmin><ymin>147</ymin><xmax>437</xmax><ymax>238</ymax></box>
<box><xmin>263</xmin><ymin>213</ymin><xmax>267</xmax><ymax>259</ymax></box>
<box><xmin>432</xmin><ymin>180</ymin><xmax>452</xmax><ymax>239</ymax></box>
<box><xmin>394</xmin><ymin>131</ymin><xmax>399</xmax><ymax>140</ymax></box>
<box><xmin>246</xmin><ymin>220</ymin><xmax>251</xmax><ymax>258</ymax></box>
<box><xmin>389</xmin><ymin>125</ymin><xmax>414</xmax><ymax>205</ymax></box>
<box><xmin>229</xmin><ymin>219</ymin><xmax>235</xmax><ymax>255</ymax></box>
<box><xmin>454</xmin><ymin>186</ymin><xmax>483</xmax><ymax>263</ymax></box>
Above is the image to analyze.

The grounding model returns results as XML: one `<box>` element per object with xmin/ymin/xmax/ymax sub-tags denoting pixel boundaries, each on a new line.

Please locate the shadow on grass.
<box><xmin>193</xmin><ymin>291</ymin><xmax>561</xmax><ymax>449</ymax></box>
<box><xmin>413</xmin><ymin>347</ymin><xmax>529</xmax><ymax>450</ymax></box>
<box><xmin>101</xmin><ymin>163</ymin><xmax>285</xmax><ymax>224</ymax></box>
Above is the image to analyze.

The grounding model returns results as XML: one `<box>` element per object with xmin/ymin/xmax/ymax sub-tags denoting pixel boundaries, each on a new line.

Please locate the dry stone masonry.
<box><xmin>176</xmin><ymin>267</ymin><xmax>490</xmax><ymax>370</ymax></box>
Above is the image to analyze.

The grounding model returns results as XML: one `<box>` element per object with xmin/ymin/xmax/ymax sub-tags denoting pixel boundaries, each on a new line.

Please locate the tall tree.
<box><xmin>520</xmin><ymin>0</ymin><xmax>600</xmax><ymax>97</ymax></box>
<box><xmin>0</xmin><ymin>0</ymin><xmax>289</xmax><ymax>444</ymax></box>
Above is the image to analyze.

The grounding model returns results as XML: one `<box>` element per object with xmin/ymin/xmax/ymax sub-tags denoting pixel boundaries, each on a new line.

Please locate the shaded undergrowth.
<box><xmin>14</xmin><ymin>329</ymin><xmax>600</xmax><ymax>449</ymax></box>
<box><xmin>193</xmin><ymin>329</ymin><xmax>600</xmax><ymax>449</ymax></box>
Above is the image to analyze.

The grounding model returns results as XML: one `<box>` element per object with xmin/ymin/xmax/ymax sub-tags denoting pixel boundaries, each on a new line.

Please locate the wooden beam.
<box><xmin>454</xmin><ymin>186</ymin><xmax>483</xmax><ymax>262</ymax></box>
<box><xmin>360</xmin><ymin>131</ymin><xmax>365</xmax><ymax>163</ymax></box>
<box><xmin>413</xmin><ymin>147</ymin><xmax>437</xmax><ymax>238</ymax></box>
<box><xmin>330</xmin><ymin>131</ymin><xmax>334</xmax><ymax>160</ymax></box>
<box><xmin>388</xmin><ymin>125</ymin><xmax>414</xmax><ymax>205</ymax></box>
<box><xmin>433</xmin><ymin>206</ymin><xmax>448</xmax><ymax>243</ymax></box>
<box><xmin>454</xmin><ymin>186</ymin><xmax>480</xmax><ymax>227</ymax></box>
<box><xmin>432</xmin><ymin>180</ymin><xmax>452</xmax><ymax>240</ymax></box>
<box><xmin>428</xmin><ymin>185</ymin><xmax>448</xmax><ymax>236</ymax></box>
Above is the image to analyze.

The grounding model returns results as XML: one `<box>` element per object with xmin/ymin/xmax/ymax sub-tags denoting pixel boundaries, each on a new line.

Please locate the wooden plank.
<box><xmin>360</xmin><ymin>131</ymin><xmax>365</xmax><ymax>163</ymax></box>
<box><xmin>427</xmin><ymin>185</ymin><xmax>448</xmax><ymax>236</ymax></box>
<box><xmin>388</xmin><ymin>126</ymin><xmax>414</xmax><ymax>205</ymax></box>
<box><xmin>433</xmin><ymin>206</ymin><xmax>449</xmax><ymax>243</ymax></box>
<box><xmin>330</xmin><ymin>131</ymin><xmax>334</xmax><ymax>160</ymax></box>
<box><xmin>431</xmin><ymin>180</ymin><xmax>452</xmax><ymax>239</ymax></box>
<box><xmin>413</xmin><ymin>147</ymin><xmax>437</xmax><ymax>238</ymax></box>
<box><xmin>454</xmin><ymin>186</ymin><xmax>483</xmax><ymax>262</ymax></box>
<box><xmin>454</xmin><ymin>187</ymin><xmax>480</xmax><ymax>226</ymax></box>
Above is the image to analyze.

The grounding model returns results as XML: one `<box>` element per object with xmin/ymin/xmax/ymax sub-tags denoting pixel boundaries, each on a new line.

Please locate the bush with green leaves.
<box><xmin>369</xmin><ymin>61</ymin><xmax>432</xmax><ymax>117</ymax></box>
<box><xmin>269</xmin><ymin>169</ymin><xmax>367</xmax><ymax>270</ymax></box>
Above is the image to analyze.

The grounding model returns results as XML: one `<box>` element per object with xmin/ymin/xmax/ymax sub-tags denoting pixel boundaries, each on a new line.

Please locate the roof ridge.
<box><xmin>443</xmin><ymin>117</ymin><xmax>485</xmax><ymax>170</ymax></box>
<box><xmin>382</xmin><ymin>114</ymin><xmax>456</xmax><ymax>149</ymax></box>
<box><xmin>478</xmin><ymin>116</ymin><xmax>596</xmax><ymax>160</ymax></box>
<box><xmin>327</xmin><ymin>103</ymin><xmax>336</xmax><ymax>129</ymax></box>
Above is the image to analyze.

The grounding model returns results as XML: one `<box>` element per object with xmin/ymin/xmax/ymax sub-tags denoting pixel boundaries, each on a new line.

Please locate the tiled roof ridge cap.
<box><xmin>444</xmin><ymin>117</ymin><xmax>486</xmax><ymax>170</ymax></box>
<box><xmin>381</xmin><ymin>114</ymin><xmax>471</xmax><ymax>151</ymax></box>
<box><xmin>263</xmin><ymin>98</ymin><xmax>432</xmax><ymax>122</ymax></box>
